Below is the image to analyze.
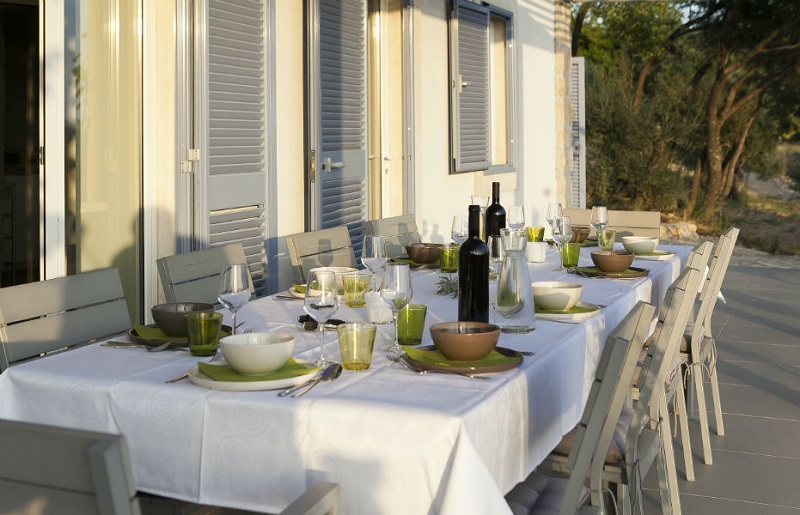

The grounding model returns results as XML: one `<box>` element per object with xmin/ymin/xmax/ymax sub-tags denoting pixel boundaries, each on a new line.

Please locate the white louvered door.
<box><xmin>308</xmin><ymin>0</ymin><xmax>369</xmax><ymax>252</ymax></box>
<box><xmin>193</xmin><ymin>0</ymin><xmax>268</xmax><ymax>295</ymax></box>
<box><xmin>569</xmin><ymin>57</ymin><xmax>586</xmax><ymax>209</ymax></box>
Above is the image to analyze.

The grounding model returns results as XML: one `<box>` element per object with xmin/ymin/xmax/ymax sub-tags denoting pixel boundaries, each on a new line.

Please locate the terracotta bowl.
<box><xmin>532</xmin><ymin>281</ymin><xmax>583</xmax><ymax>311</ymax></box>
<box><xmin>405</xmin><ymin>243</ymin><xmax>444</xmax><ymax>264</ymax></box>
<box><xmin>430</xmin><ymin>321</ymin><xmax>500</xmax><ymax>361</ymax></box>
<box><xmin>151</xmin><ymin>302</ymin><xmax>215</xmax><ymax>336</ymax></box>
<box><xmin>570</xmin><ymin>225</ymin><xmax>591</xmax><ymax>243</ymax></box>
<box><xmin>590</xmin><ymin>250</ymin><xmax>635</xmax><ymax>273</ymax></box>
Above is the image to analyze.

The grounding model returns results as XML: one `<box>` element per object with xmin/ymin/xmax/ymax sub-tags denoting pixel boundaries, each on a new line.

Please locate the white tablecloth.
<box><xmin>0</xmin><ymin>245</ymin><xmax>688</xmax><ymax>514</ymax></box>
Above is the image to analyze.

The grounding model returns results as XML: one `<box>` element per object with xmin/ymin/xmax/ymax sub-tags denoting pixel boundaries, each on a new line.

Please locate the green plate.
<box><xmin>391</xmin><ymin>255</ymin><xmax>439</xmax><ymax>269</ymax></box>
<box><xmin>574</xmin><ymin>266</ymin><xmax>650</xmax><ymax>279</ymax></box>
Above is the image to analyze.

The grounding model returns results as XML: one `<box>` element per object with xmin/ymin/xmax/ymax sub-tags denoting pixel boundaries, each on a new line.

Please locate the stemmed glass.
<box><xmin>361</xmin><ymin>235</ymin><xmax>387</xmax><ymax>290</ymax></box>
<box><xmin>218</xmin><ymin>264</ymin><xmax>251</xmax><ymax>335</ymax></box>
<box><xmin>545</xmin><ymin>202</ymin><xmax>563</xmax><ymax>234</ymax></box>
<box><xmin>304</xmin><ymin>270</ymin><xmax>339</xmax><ymax>366</ymax></box>
<box><xmin>380</xmin><ymin>262</ymin><xmax>413</xmax><ymax>353</ymax></box>
<box><xmin>487</xmin><ymin>234</ymin><xmax>505</xmax><ymax>278</ymax></box>
<box><xmin>590</xmin><ymin>206</ymin><xmax>608</xmax><ymax>239</ymax></box>
<box><xmin>552</xmin><ymin>216</ymin><xmax>573</xmax><ymax>271</ymax></box>
<box><xmin>451</xmin><ymin>215</ymin><xmax>469</xmax><ymax>245</ymax></box>
<box><xmin>508</xmin><ymin>205</ymin><xmax>526</xmax><ymax>229</ymax></box>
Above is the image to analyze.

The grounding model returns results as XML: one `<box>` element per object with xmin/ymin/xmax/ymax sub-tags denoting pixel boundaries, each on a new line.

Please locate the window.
<box><xmin>449</xmin><ymin>0</ymin><xmax>515</xmax><ymax>174</ymax></box>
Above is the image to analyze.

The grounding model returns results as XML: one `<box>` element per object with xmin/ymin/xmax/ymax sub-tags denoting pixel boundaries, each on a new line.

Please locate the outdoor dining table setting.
<box><xmin>0</xmin><ymin>241</ymin><xmax>690</xmax><ymax>514</ymax></box>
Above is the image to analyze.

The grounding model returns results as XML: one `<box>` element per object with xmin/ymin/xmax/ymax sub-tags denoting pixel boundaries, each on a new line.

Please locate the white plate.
<box><xmin>536</xmin><ymin>302</ymin><xmax>601</xmax><ymax>321</ymax></box>
<box><xmin>633</xmin><ymin>250</ymin><xmax>675</xmax><ymax>261</ymax></box>
<box><xmin>188</xmin><ymin>360</ymin><xmax>318</xmax><ymax>391</ymax></box>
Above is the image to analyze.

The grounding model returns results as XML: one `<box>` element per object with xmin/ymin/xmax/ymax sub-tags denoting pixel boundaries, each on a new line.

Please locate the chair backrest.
<box><xmin>0</xmin><ymin>268</ymin><xmax>131</xmax><ymax>370</ymax></box>
<box><xmin>564</xmin><ymin>208</ymin><xmax>661</xmax><ymax>240</ymax></box>
<box><xmin>690</xmin><ymin>228</ymin><xmax>739</xmax><ymax>352</ymax></box>
<box><xmin>157</xmin><ymin>243</ymin><xmax>254</xmax><ymax>304</ymax></box>
<box><xmin>562</xmin><ymin>301</ymin><xmax>655</xmax><ymax>515</ymax></box>
<box><xmin>363</xmin><ymin>214</ymin><xmax>421</xmax><ymax>258</ymax></box>
<box><xmin>0</xmin><ymin>419</ymin><xmax>141</xmax><ymax>515</ymax></box>
<box><xmin>286</xmin><ymin>226</ymin><xmax>358</xmax><ymax>284</ymax></box>
<box><xmin>627</xmin><ymin>250</ymin><xmax>709</xmax><ymax>462</ymax></box>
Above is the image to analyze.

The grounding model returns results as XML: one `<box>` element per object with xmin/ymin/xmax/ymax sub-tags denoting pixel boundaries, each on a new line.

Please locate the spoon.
<box><xmin>278</xmin><ymin>363</ymin><xmax>342</xmax><ymax>398</ymax></box>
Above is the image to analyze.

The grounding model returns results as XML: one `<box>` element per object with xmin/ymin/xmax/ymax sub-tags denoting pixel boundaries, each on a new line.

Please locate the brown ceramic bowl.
<box><xmin>405</xmin><ymin>243</ymin><xmax>444</xmax><ymax>264</ymax></box>
<box><xmin>590</xmin><ymin>250</ymin><xmax>635</xmax><ymax>273</ymax></box>
<box><xmin>151</xmin><ymin>302</ymin><xmax>215</xmax><ymax>336</ymax></box>
<box><xmin>570</xmin><ymin>225</ymin><xmax>591</xmax><ymax>243</ymax></box>
<box><xmin>430</xmin><ymin>321</ymin><xmax>500</xmax><ymax>361</ymax></box>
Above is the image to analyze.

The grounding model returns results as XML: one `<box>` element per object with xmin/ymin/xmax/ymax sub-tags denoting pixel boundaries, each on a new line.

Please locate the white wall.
<box><xmin>413</xmin><ymin>0</ymin><xmax>557</xmax><ymax>242</ymax></box>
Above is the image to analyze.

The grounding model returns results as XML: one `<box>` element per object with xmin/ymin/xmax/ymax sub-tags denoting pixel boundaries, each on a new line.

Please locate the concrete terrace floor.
<box><xmin>642</xmin><ymin>264</ymin><xmax>800</xmax><ymax>514</ymax></box>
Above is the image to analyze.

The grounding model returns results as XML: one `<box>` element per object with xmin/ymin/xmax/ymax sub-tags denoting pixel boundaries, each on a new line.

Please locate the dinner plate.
<box><xmin>632</xmin><ymin>250</ymin><xmax>675</xmax><ymax>261</ymax></box>
<box><xmin>536</xmin><ymin>302</ymin><xmax>601</xmax><ymax>321</ymax></box>
<box><xmin>406</xmin><ymin>345</ymin><xmax>523</xmax><ymax>374</ymax></box>
<box><xmin>127</xmin><ymin>324</ymin><xmax>232</xmax><ymax>347</ymax></box>
<box><xmin>574</xmin><ymin>266</ymin><xmax>650</xmax><ymax>279</ymax></box>
<box><xmin>289</xmin><ymin>285</ymin><xmax>345</xmax><ymax>299</ymax></box>
<box><xmin>391</xmin><ymin>255</ymin><xmax>439</xmax><ymax>269</ymax></box>
<box><xmin>187</xmin><ymin>359</ymin><xmax>318</xmax><ymax>391</ymax></box>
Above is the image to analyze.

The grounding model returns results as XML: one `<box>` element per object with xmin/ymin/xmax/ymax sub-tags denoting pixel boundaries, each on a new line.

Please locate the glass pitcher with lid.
<box><xmin>494</xmin><ymin>228</ymin><xmax>535</xmax><ymax>333</ymax></box>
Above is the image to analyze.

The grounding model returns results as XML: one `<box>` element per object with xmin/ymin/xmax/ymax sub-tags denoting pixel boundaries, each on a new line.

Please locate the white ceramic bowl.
<box><xmin>220</xmin><ymin>332</ymin><xmax>294</xmax><ymax>375</ymax></box>
<box><xmin>308</xmin><ymin>266</ymin><xmax>358</xmax><ymax>292</ymax></box>
<box><xmin>532</xmin><ymin>281</ymin><xmax>583</xmax><ymax>311</ymax></box>
<box><xmin>621</xmin><ymin>236</ymin><xmax>658</xmax><ymax>255</ymax></box>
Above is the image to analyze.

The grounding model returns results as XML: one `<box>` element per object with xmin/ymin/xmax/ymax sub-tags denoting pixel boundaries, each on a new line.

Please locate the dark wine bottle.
<box><xmin>484</xmin><ymin>181</ymin><xmax>506</xmax><ymax>238</ymax></box>
<box><xmin>458</xmin><ymin>205</ymin><xmax>489</xmax><ymax>323</ymax></box>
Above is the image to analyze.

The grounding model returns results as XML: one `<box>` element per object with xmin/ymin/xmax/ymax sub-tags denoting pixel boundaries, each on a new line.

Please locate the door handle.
<box><xmin>321</xmin><ymin>158</ymin><xmax>346</xmax><ymax>172</ymax></box>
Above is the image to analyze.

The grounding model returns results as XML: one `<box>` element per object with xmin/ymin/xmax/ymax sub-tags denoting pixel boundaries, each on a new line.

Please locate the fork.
<box><xmin>164</xmin><ymin>328</ymin><xmax>251</xmax><ymax>383</ymax></box>
<box><xmin>387</xmin><ymin>353</ymin><xmax>491</xmax><ymax>381</ymax></box>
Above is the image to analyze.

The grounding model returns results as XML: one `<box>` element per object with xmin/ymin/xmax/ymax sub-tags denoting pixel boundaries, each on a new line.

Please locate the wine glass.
<box><xmin>380</xmin><ymin>262</ymin><xmax>413</xmax><ymax>353</ymax></box>
<box><xmin>304</xmin><ymin>270</ymin><xmax>339</xmax><ymax>366</ymax></box>
<box><xmin>507</xmin><ymin>205</ymin><xmax>526</xmax><ymax>229</ymax></box>
<box><xmin>218</xmin><ymin>264</ymin><xmax>251</xmax><ymax>335</ymax></box>
<box><xmin>590</xmin><ymin>206</ymin><xmax>608</xmax><ymax>238</ymax></box>
<box><xmin>487</xmin><ymin>234</ymin><xmax>505</xmax><ymax>278</ymax></box>
<box><xmin>471</xmin><ymin>194</ymin><xmax>490</xmax><ymax>240</ymax></box>
<box><xmin>545</xmin><ymin>202</ymin><xmax>563</xmax><ymax>233</ymax></box>
<box><xmin>451</xmin><ymin>215</ymin><xmax>469</xmax><ymax>245</ymax></box>
<box><xmin>361</xmin><ymin>235</ymin><xmax>387</xmax><ymax>290</ymax></box>
<box><xmin>552</xmin><ymin>216</ymin><xmax>573</xmax><ymax>271</ymax></box>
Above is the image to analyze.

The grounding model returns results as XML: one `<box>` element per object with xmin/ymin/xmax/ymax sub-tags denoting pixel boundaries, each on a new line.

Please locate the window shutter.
<box><xmin>198</xmin><ymin>0</ymin><xmax>268</xmax><ymax>295</ymax></box>
<box><xmin>569</xmin><ymin>57</ymin><xmax>586</xmax><ymax>209</ymax></box>
<box><xmin>450</xmin><ymin>0</ymin><xmax>491</xmax><ymax>173</ymax></box>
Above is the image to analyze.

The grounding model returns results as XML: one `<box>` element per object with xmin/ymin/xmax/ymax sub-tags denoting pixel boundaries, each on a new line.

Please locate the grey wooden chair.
<box><xmin>564</xmin><ymin>208</ymin><xmax>661</xmax><ymax>240</ymax></box>
<box><xmin>156</xmin><ymin>243</ymin><xmax>255</xmax><ymax>304</ymax></box>
<box><xmin>286</xmin><ymin>226</ymin><xmax>357</xmax><ymax>284</ymax></box>
<box><xmin>0</xmin><ymin>419</ymin><xmax>140</xmax><ymax>515</ymax></box>
<box><xmin>683</xmin><ymin>227</ymin><xmax>739</xmax><ymax>467</ymax></box>
<box><xmin>363</xmin><ymin>214</ymin><xmax>421</xmax><ymax>258</ymax></box>
<box><xmin>506</xmin><ymin>301</ymin><xmax>656</xmax><ymax>515</ymax></box>
<box><xmin>0</xmin><ymin>268</ymin><xmax>131</xmax><ymax>371</ymax></box>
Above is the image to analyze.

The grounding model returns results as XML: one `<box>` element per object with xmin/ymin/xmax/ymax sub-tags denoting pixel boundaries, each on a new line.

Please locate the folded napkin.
<box><xmin>404</xmin><ymin>347</ymin><xmax>518</xmax><ymax>368</ymax></box>
<box><xmin>536</xmin><ymin>304</ymin><xmax>597</xmax><ymax>315</ymax></box>
<box><xmin>132</xmin><ymin>324</ymin><xmax>188</xmax><ymax>342</ymax></box>
<box><xmin>292</xmin><ymin>284</ymin><xmax>307</xmax><ymax>294</ymax></box>
<box><xmin>198</xmin><ymin>358</ymin><xmax>319</xmax><ymax>382</ymax></box>
<box><xmin>390</xmin><ymin>256</ymin><xmax>423</xmax><ymax>267</ymax></box>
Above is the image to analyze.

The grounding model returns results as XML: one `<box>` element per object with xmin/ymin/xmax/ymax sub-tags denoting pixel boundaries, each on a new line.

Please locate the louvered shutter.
<box><xmin>196</xmin><ymin>0</ymin><xmax>268</xmax><ymax>296</ymax></box>
<box><xmin>311</xmin><ymin>0</ymin><xmax>368</xmax><ymax>254</ymax></box>
<box><xmin>569</xmin><ymin>57</ymin><xmax>586</xmax><ymax>209</ymax></box>
<box><xmin>450</xmin><ymin>0</ymin><xmax>490</xmax><ymax>173</ymax></box>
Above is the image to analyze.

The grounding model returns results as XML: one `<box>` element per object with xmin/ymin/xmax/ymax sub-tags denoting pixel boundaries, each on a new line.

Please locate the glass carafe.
<box><xmin>495</xmin><ymin>228</ymin><xmax>535</xmax><ymax>333</ymax></box>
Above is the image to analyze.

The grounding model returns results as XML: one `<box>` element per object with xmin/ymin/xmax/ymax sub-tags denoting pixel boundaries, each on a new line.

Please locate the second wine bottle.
<box><xmin>484</xmin><ymin>181</ymin><xmax>506</xmax><ymax>239</ymax></box>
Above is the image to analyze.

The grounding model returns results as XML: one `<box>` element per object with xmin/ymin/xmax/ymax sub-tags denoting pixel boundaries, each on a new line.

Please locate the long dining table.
<box><xmin>0</xmin><ymin>244</ymin><xmax>689</xmax><ymax>514</ymax></box>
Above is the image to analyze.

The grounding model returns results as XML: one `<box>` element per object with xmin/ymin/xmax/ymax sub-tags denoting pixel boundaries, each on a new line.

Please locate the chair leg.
<box><xmin>673</xmin><ymin>382</ymin><xmax>696</xmax><ymax>480</ymax></box>
<box><xmin>657</xmin><ymin>402</ymin><xmax>682</xmax><ymax>515</ymax></box>
<box><xmin>708</xmin><ymin>354</ymin><xmax>726</xmax><ymax>436</ymax></box>
<box><xmin>692</xmin><ymin>364</ymin><xmax>714</xmax><ymax>465</ymax></box>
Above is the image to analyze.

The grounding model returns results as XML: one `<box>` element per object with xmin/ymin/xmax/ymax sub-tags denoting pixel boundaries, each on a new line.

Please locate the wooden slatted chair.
<box><xmin>363</xmin><ymin>214</ymin><xmax>421</xmax><ymax>258</ymax></box>
<box><xmin>564</xmin><ymin>208</ymin><xmax>661</xmax><ymax>240</ymax></box>
<box><xmin>0</xmin><ymin>268</ymin><xmax>131</xmax><ymax>371</ymax></box>
<box><xmin>0</xmin><ymin>419</ymin><xmax>140</xmax><ymax>515</ymax></box>
<box><xmin>506</xmin><ymin>301</ymin><xmax>656</xmax><ymax>515</ymax></box>
<box><xmin>286</xmin><ymin>226</ymin><xmax>358</xmax><ymax>284</ymax></box>
<box><xmin>683</xmin><ymin>227</ymin><xmax>739</xmax><ymax>467</ymax></box>
<box><xmin>156</xmin><ymin>243</ymin><xmax>255</xmax><ymax>304</ymax></box>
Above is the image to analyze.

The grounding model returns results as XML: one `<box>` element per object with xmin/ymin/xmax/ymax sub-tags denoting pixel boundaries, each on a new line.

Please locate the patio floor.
<box><xmin>642</xmin><ymin>265</ymin><xmax>800</xmax><ymax>514</ymax></box>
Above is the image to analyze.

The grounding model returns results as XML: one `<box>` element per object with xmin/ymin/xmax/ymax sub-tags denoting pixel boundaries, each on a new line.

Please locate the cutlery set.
<box><xmin>278</xmin><ymin>363</ymin><xmax>343</xmax><ymax>398</ymax></box>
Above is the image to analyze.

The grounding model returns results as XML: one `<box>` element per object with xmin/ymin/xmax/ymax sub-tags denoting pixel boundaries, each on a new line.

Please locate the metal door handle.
<box><xmin>321</xmin><ymin>158</ymin><xmax>346</xmax><ymax>172</ymax></box>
